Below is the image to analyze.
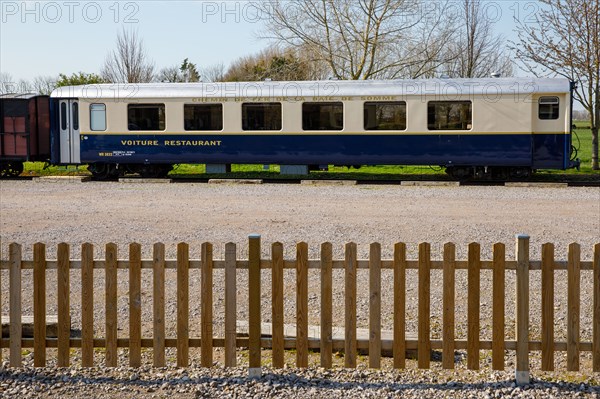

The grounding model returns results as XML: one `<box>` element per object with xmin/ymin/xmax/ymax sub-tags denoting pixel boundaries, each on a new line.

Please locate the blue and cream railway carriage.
<box><xmin>49</xmin><ymin>78</ymin><xmax>578</xmax><ymax>179</ymax></box>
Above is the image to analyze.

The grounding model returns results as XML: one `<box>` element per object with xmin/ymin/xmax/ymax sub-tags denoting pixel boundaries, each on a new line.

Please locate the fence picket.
<box><xmin>153</xmin><ymin>243</ymin><xmax>166</xmax><ymax>367</ymax></box>
<box><xmin>567</xmin><ymin>243</ymin><xmax>580</xmax><ymax>371</ymax></box>
<box><xmin>418</xmin><ymin>243</ymin><xmax>431</xmax><ymax>369</ymax></box>
<box><xmin>393</xmin><ymin>243</ymin><xmax>407</xmax><ymax>369</ymax></box>
<box><xmin>81</xmin><ymin>243</ymin><xmax>94</xmax><ymax>367</ymax></box>
<box><xmin>320</xmin><ymin>242</ymin><xmax>333</xmax><ymax>368</ymax></box>
<box><xmin>271</xmin><ymin>242</ymin><xmax>284</xmax><ymax>368</ymax></box>
<box><xmin>33</xmin><ymin>243</ymin><xmax>46</xmax><ymax>367</ymax></box>
<box><xmin>296</xmin><ymin>242</ymin><xmax>309</xmax><ymax>368</ymax></box>
<box><xmin>105</xmin><ymin>243</ymin><xmax>118</xmax><ymax>367</ymax></box>
<box><xmin>57</xmin><ymin>243</ymin><xmax>70</xmax><ymax>367</ymax></box>
<box><xmin>492</xmin><ymin>243</ymin><xmax>506</xmax><ymax>371</ymax></box>
<box><xmin>594</xmin><ymin>243</ymin><xmax>600</xmax><ymax>372</ymax></box>
<box><xmin>129</xmin><ymin>243</ymin><xmax>142</xmax><ymax>368</ymax></box>
<box><xmin>369</xmin><ymin>243</ymin><xmax>382</xmax><ymax>369</ymax></box>
<box><xmin>201</xmin><ymin>242</ymin><xmax>214</xmax><ymax>368</ymax></box>
<box><xmin>0</xmin><ymin>241</ymin><xmax>3</xmax><ymax>364</ymax></box>
<box><xmin>9</xmin><ymin>243</ymin><xmax>22</xmax><ymax>368</ymax></box>
<box><xmin>248</xmin><ymin>235</ymin><xmax>261</xmax><ymax>372</ymax></box>
<box><xmin>177</xmin><ymin>242</ymin><xmax>190</xmax><ymax>367</ymax></box>
<box><xmin>541</xmin><ymin>243</ymin><xmax>555</xmax><ymax>371</ymax></box>
<box><xmin>344</xmin><ymin>242</ymin><xmax>357</xmax><ymax>368</ymax></box>
<box><xmin>224</xmin><ymin>243</ymin><xmax>237</xmax><ymax>367</ymax></box>
<box><xmin>515</xmin><ymin>235</ymin><xmax>530</xmax><ymax>384</ymax></box>
<box><xmin>442</xmin><ymin>243</ymin><xmax>455</xmax><ymax>369</ymax></box>
<box><xmin>467</xmin><ymin>243</ymin><xmax>481</xmax><ymax>370</ymax></box>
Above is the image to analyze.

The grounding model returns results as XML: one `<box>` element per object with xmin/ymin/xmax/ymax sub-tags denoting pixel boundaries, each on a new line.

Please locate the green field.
<box><xmin>20</xmin><ymin>124</ymin><xmax>599</xmax><ymax>180</ymax></box>
<box><xmin>570</xmin><ymin>121</ymin><xmax>596</xmax><ymax>173</ymax></box>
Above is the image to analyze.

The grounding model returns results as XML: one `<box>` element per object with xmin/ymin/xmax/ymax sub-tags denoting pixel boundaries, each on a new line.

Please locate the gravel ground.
<box><xmin>0</xmin><ymin>179</ymin><xmax>599</xmax><ymax>398</ymax></box>
<box><xmin>1</xmin><ymin>362</ymin><xmax>599</xmax><ymax>399</ymax></box>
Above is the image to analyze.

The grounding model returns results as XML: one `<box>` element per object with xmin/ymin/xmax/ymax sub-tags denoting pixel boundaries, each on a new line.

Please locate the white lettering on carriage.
<box><xmin>121</xmin><ymin>140</ymin><xmax>159</xmax><ymax>146</ymax></box>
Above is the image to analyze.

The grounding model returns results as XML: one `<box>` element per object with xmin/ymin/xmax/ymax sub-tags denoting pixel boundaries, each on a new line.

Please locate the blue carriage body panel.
<box><xmin>532</xmin><ymin>134</ymin><xmax>570</xmax><ymax>169</ymax></box>
<box><xmin>79</xmin><ymin>132</ymin><xmax>567</xmax><ymax>169</ymax></box>
<box><xmin>49</xmin><ymin>98</ymin><xmax>60</xmax><ymax>164</ymax></box>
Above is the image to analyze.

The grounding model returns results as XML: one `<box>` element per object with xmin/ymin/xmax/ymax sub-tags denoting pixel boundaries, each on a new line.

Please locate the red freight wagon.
<box><xmin>0</xmin><ymin>94</ymin><xmax>50</xmax><ymax>177</ymax></box>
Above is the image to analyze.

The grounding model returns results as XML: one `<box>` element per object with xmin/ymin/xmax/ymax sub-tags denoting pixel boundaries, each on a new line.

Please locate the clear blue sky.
<box><xmin>1</xmin><ymin>0</ymin><xmax>527</xmax><ymax>83</ymax></box>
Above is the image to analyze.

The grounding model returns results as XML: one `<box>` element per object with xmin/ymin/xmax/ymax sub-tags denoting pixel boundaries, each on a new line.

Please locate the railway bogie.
<box><xmin>87</xmin><ymin>163</ymin><xmax>173</xmax><ymax>179</ymax></box>
<box><xmin>445</xmin><ymin>166</ymin><xmax>533</xmax><ymax>181</ymax></box>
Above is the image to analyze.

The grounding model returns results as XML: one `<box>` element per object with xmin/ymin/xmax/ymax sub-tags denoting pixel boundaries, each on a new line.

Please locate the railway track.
<box><xmin>4</xmin><ymin>174</ymin><xmax>599</xmax><ymax>187</ymax></box>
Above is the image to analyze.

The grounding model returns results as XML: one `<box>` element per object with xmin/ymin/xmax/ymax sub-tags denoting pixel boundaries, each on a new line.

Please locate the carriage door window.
<box><xmin>538</xmin><ymin>97</ymin><xmax>559</xmax><ymax>119</ymax></box>
<box><xmin>58</xmin><ymin>99</ymin><xmax>81</xmax><ymax>164</ymax></box>
<box><xmin>60</xmin><ymin>103</ymin><xmax>67</xmax><ymax>130</ymax></box>
<box><xmin>428</xmin><ymin>101</ymin><xmax>472</xmax><ymax>130</ymax></box>
<box><xmin>72</xmin><ymin>102</ymin><xmax>79</xmax><ymax>131</ymax></box>
<box><xmin>90</xmin><ymin>104</ymin><xmax>106</xmax><ymax>131</ymax></box>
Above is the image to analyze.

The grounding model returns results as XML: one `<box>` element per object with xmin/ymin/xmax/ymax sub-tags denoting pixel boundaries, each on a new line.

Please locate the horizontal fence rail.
<box><xmin>0</xmin><ymin>237</ymin><xmax>599</xmax><ymax>384</ymax></box>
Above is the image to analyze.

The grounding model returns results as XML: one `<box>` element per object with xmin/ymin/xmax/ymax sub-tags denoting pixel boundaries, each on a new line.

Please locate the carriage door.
<box><xmin>59</xmin><ymin>99</ymin><xmax>81</xmax><ymax>164</ymax></box>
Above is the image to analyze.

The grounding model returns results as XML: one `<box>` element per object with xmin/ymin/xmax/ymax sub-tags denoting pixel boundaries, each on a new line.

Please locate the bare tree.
<box><xmin>394</xmin><ymin>3</ymin><xmax>460</xmax><ymax>79</ymax></box>
<box><xmin>511</xmin><ymin>0</ymin><xmax>599</xmax><ymax>169</ymax></box>
<box><xmin>31</xmin><ymin>75</ymin><xmax>57</xmax><ymax>95</ymax></box>
<box><xmin>444</xmin><ymin>0</ymin><xmax>513</xmax><ymax>78</ymax></box>
<box><xmin>201</xmin><ymin>62</ymin><xmax>226</xmax><ymax>82</ymax></box>
<box><xmin>257</xmin><ymin>0</ymin><xmax>456</xmax><ymax>80</ymax></box>
<box><xmin>0</xmin><ymin>74</ymin><xmax>53</xmax><ymax>95</ymax></box>
<box><xmin>101</xmin><ymin>29</ymin><xmax>155</xmax><ymax>83</ymax></box>
<box><xmin>157</xmin><ymin>66</ymin><xmax>181</xmax><ymax>83</ymax></box>
<box><xmin>0</xmin><ymin>72</ymin><xmax>15</xmax><ymax>94</ymax></box>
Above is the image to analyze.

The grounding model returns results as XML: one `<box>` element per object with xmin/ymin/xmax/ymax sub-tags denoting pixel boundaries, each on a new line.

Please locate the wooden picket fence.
<box><xmin>0</xmin><ymin>236</ymin><xmax>599</xmax><ymax>383</ymax></box>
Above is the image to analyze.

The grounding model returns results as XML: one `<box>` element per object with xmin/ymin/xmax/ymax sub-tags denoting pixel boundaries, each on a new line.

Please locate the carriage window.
<box><xmin>364</xmin><ymin>101</ymin><xmax>406</xmax><ymax>130</ymax></box>
<box><xmin>72</xmin><ymin>103</ymin><xmax>79</xmax><ymax>131</ymax></box>
<box><xmin>90</xmin><ymin>104</ymin><xmax>106</xmax><ymax>131</ymax></box>
<box><xmin>242</xmin><ymin>103</ymin><xmax>282</xmax><ymax>131</ymax></box>
<box><xmin>128</xmin><ymin>104</ymin><xmax>165</xmax><ymax>131</ymax></box>
<box><xmin>302</xmin><ymin>102</ymin><xmax>344</xmax><ymax>131</ymax></box>
<box><xmin>428</xmin><ymin>101</ymin><xmax>472</xmax><ymax>130</ymax></box>
<box><xmin>539</xmin><ymin>97</ymin><xmax>559</xmax><ymax>120</ymax></box>
<box><xmin>184</xmin><ymin>104</ymin><xmax>223</xmax><ymax>131</ymax></box>
<box><xmin>60</xmin><ymin>103</ymin><xmax>67</xmax><ymax>130</ymax></box>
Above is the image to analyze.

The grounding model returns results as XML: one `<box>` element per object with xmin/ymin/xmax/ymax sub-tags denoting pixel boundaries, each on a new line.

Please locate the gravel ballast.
<box><xmin>1</xmin><ymin>179</ymin><xmax>599</xmax><ymax>398</ymax></box>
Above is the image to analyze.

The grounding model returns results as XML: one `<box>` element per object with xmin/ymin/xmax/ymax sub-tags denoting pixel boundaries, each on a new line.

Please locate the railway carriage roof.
<box><xmin>50</xmin><ymin>78</ymin><xmax>571</xmax><ymax>99</ymax></box>
<box><xmin>0</xmin><ymin>93</ymin><xmax>46</xmax><ymax>99</ymax></box>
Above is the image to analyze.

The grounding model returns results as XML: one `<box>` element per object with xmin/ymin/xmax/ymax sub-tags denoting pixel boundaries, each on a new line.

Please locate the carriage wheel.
<box><xmin>137</xmin><ymin>165</ymin><xmax>173</xmax><ymax>178</ymax></box>
<box><xmin>88</xmin><ymin>163</ymin><xmax>117</xmax><ymax>180</ymax></box>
